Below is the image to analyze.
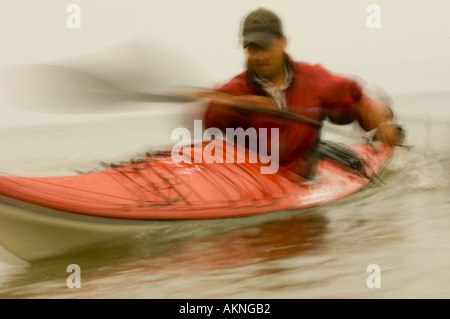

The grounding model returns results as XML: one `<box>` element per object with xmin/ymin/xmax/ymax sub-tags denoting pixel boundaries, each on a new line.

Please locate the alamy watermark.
<box><xmin>66</xmin><ymin>264</ymin><xmax>81</xmax><ymax>288</ymax></box>
<box><xmin>171</xmin><ymin>120</ymin><xmax>279</xmax><ymax>174</ymax></box>
<box><xmin>366</xmin><ymin>264</ymin><xmax>381</xmax><ymax>288</ymax></box>
<box><xmin>366</xmin><ymin>4</ymin><xmax>381</xmax><ymax>29</ymax></box>
<box><xmin>66</xmin><ymin>4</ymin><xmax>81</xmax><ymax>29</ymax></box>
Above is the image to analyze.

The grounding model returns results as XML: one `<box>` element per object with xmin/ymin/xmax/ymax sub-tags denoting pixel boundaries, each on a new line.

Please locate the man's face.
<box><xmin>245</xmin><ymin>36</ymin><xmax>287</xmax><ymax>80</ymax></box>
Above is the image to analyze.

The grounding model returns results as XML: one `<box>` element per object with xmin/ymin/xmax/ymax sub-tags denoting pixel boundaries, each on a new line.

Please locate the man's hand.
<box><xmin>355</xmin><ymin>95</ymin><xmax>404</xmax><ymax>146</ymax></box>
<box><xmin>373</xmin><ymin>120</ymin><xmax>404</xmax><ymax>146</ymax></box>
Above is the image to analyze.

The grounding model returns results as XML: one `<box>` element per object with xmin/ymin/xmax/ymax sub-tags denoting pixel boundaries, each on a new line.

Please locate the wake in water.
<box><xmin>387</xmin><ymin>110</ymin><xmax>450</xmax><ymax>191</ymax></box>
<box><xmin>386</xmin><ymin>146</ymin><xmax>449</xmax><ymax>190</ymax></box>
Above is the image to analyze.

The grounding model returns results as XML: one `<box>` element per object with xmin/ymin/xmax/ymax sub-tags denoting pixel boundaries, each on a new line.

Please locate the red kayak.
<box><xmin>0</xmin><ymin>139</ymin><xmax>392</xmax><ymax>220</ymax></box>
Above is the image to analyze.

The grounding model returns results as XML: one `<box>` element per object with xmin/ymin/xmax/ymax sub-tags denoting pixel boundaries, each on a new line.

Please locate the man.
<box><xmin>188</xmin><ymin>8</ymin><xmax>403</xmax><ymax>181</ymax></box>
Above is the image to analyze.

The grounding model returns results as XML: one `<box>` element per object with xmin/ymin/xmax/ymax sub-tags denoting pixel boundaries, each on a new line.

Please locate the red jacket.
<box><xmin>204</xmin><ymin>55</ymin><xmax>363</xmax><ymax>179</ymax></box>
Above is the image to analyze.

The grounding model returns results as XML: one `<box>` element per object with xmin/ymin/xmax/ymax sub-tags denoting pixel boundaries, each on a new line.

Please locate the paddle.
<box><xmin>0</xmin><ymin>63</ymin><xmax>322</xmax><ymax>128</ymax></box>
<box><xmin>3</xmin><ymin>63</ymin><xmax>408</xmax><ymax>146</ymax></box>
<box><xmin>2</xmin><ymin>63</ymin><xmax>408</xmax><ymax>147</ymax></box>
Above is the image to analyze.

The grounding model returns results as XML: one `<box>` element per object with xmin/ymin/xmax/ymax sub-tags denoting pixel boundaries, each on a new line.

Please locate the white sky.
<box><xmin>0</xmin><ymin>0</ymin><xmax>449</xmax><ymax>96</ymax></box>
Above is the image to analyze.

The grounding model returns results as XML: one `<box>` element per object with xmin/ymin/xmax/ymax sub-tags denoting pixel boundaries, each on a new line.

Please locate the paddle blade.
<box><xmin>0</xmin><ymin>38</ymin><xmax>212</xmax><ymax>114</ymax></box>
<box><xmin>0</xmin><ymin>64</ymin><xmax>123</xmax><ymax>113</ymax></box>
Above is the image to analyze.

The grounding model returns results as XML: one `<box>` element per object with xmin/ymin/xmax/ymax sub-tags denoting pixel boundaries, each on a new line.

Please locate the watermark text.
<box><xmin>171</xmin><ymin>120</ymin><xmax>279</xmax><ymax>174</ymax></box>
<box><xmin>66</xmin><ymin>4</ymin><xmax>81</xmax><ymax>29</ymax></box>
<box><xmin>366</xmin><ymin>263</ymin><xmax>381</xmax><ymax>288</ymax></box>
<box><xmin>66</xmin><ymin>264</ymin><xmax>81</xmax><ymax>288</ymax></box>
<box><xmin>366</xmin><ymin>4</ymin><xmax>381</xmax><ymax>29</ymax></box>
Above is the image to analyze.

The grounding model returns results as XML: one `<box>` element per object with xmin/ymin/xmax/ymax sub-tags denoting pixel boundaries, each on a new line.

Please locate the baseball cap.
<box><xmin>241</xmin><ymin>8</ymin><xmax>283</xmax><ymax>47</ymax></box>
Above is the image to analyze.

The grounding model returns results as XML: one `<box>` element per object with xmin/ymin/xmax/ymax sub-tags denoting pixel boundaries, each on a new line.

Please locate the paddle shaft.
<box><xmin>125</xmin><ymin>90</ymin><xmax>323</xmax><ymax>128</ymax></box>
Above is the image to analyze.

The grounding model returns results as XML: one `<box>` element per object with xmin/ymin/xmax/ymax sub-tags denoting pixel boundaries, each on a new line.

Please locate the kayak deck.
<box><xmin>0</xmin><ymin>140</ymin><xmax>392</xmax><ymax>220</ymax></box>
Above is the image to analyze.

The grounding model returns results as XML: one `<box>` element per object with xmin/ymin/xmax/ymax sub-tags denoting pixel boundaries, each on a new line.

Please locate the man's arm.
<box><xmin>183</xmin><ymin>88</ymin><xmax>278</xmax><ymax>110</ymax></box>
<box><xmin>353</xmin><ymin>95</ymin><xmax>404</xmax><ymax>146</ymax></box>
<box><xmin>312</xmin><ymin>63</ymin><xmax>404</xmax><ymax>147</ymax></box>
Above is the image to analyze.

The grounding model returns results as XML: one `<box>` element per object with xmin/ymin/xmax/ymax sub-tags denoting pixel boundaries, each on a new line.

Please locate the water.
<box><xmin>0</xmin><ymin>90</ymin><xmax>449</xmax><ymax>299</ymax></box>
